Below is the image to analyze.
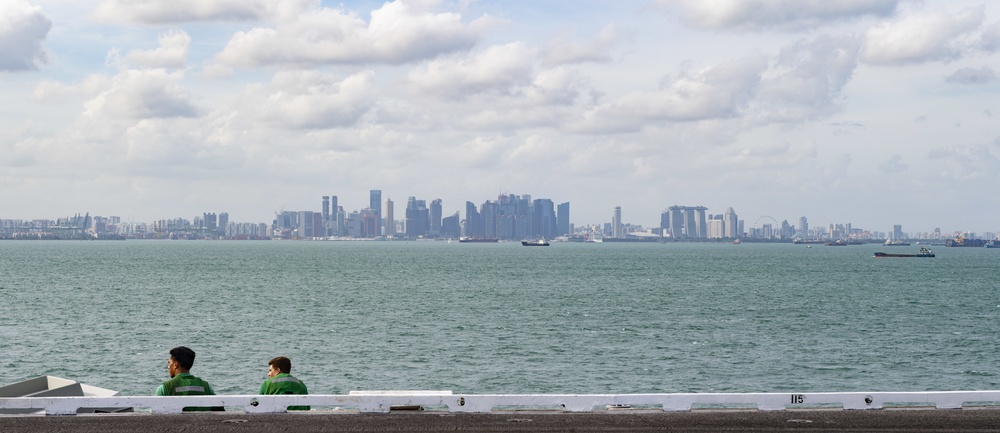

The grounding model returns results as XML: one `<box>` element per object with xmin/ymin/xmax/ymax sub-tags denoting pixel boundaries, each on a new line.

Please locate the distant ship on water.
<box><xmin>458</xmin><ymin>237</ymin><xmax>499</xmax><ymax>243</ymax></box>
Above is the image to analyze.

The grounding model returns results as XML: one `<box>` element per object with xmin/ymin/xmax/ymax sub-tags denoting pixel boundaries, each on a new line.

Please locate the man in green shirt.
<box><xmin>260</xmin><ymin>356</ymin><xmax>309</xmax><ymax>411</ymax></box>
<box><xmin>155</xmin><ymin>346</ymin><xmax>222</xmax><ymax>411</ymax></box>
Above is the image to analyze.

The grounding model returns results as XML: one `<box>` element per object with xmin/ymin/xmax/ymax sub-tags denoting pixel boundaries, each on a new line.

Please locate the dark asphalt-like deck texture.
<box><xmin>4</xmin><ymin>410</ymin><xmax>1000</xmax><ymax>432</ymax></box>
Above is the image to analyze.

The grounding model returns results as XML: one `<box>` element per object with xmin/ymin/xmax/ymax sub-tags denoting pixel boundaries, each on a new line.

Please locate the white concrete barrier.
<box><xmin>3</xmin><ymin>391</ymin><xmax>1000</xmax><ymax>415</ymax></box>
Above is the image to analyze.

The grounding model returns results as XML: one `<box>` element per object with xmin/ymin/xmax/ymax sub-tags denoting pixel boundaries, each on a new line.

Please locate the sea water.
<box><xmin>0</xmin><ymin>240</ymin><xmax>998</xmax><ymax>397</ymax></box>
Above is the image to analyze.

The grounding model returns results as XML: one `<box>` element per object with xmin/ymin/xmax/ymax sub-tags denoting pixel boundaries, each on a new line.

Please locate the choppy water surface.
<box><xmin>1</xmin><ymin>240</ymin><xmax>998</xmax><ymax>396</ymax></box>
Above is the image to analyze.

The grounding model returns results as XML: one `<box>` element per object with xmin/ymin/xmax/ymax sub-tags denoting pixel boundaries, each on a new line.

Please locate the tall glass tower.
<box><xmin>370</xmin><ymin>189</ymin><xmax>382</xmax><ymax>236</ymax></box>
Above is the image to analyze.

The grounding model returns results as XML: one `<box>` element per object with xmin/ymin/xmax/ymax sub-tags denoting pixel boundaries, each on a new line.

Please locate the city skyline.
<box><xmin>3</xmin><ymin>189</ymin><xmax>995</xmax><ymax>240</ymax></box>
<box><xmin>2</xmin><ymin>1</ymin><xmax>999</xmax><ymax>232</ymax></box>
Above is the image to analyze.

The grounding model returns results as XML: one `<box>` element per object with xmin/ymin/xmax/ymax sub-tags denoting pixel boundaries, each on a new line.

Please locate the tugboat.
<box><xmin>521</xmin><ymin>239</ymin><xmax>550</xmax><ymax>246</ymax></box>
<box><xmin>873</xmin><ymin>246</ymin><xmax>935</xmax><ymax>258</ymax></box>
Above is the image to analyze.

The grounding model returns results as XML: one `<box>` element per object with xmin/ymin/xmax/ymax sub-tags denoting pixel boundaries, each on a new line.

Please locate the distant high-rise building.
<box><xmin>442</xmin><ymin>211</ymin><xmax>461</xmax><ymax>239</ymax></box>
<box><xmin>203</xmin><ymin>213</ymin><xmax>217</xmax><ymax>232</ymax></box>
<box><xmin>330</xmin><ymin>195</ymin><xmax>339</xmax><ymax>236</ymax></box>
<box><xmin>298</xmin><ymin>211</ymin><xmax>314</xmax><ymax>238</ymax></box>
<box><xmin>724</xmin><ymin>207</ymin><xmax>738</xmax><ymax>238</ymax></box>
<box><xmin>360</xmin><ymin>208</ymin><xmax>379</xmax><ymax>238</ymax></box>
<box><xmin>218</xmin><ymin>212</ymin><xmax>229</xmax><ymax>236</ymax></box>
<box><xmin>667</xmin><ymin>206</ymin><xmax>684</xmax><ymax>238</ymax></box>
<box><xmin>464</xmin><ymin>201</ymin><xmax>480</xmax><ymax>238</ymax></box>
<box><xmin>336</xmin><ymin>209</ymin><xmax>346</xmax><ymax>236</ymax></box>
<box><xmin>430</xmin><ymin>199</ymin><xmax>442</xmax><ymax>237</ymax></box>
<box><xmin>480</xmin><ymin>201</ymin><xmax>498</xmax><ymax>239</ymax></box>
<box><xmin>385</xmin><ymin>197</ymin><xmax>395</xmax><ymax>236</ymax></box>
<box><xmin>405</xmin><ymin>197</ymin><xmax>429</xmax><ymax>238</ymax></box>
<box><xmin>532</xmin><ymin>199</ymin><xmax>556</xmax><ymax>239</ymax></box>
<box><xmin>708</xmin><ymin>217</ymin><xmax>724</xmax><ymax>239</ymax></box>
<box><xmin>322</xmin><ymin>196</ymin><xmax>330</xmax><ymax>224</ymax></box>
<box><xmin>557</xmin><ymin>202</ymin><xmax>570</xmax><ymax>236</ymax></box>
<box><xmin>798</xmin><ymin>216</ymin><xmax>809</xmax><ymax>238</ymax></box>
<box><xmin>370</xmin><ymin>189</ymin><xmax>382</xmax><ymax>236</ymax></box>
<box><xmin>612</xmin><ymin>206</ymin><xmax>622</xmax><ymax>238</ymax></box>
<box><xmin>692</xmin><ymin>207</ymin><xmax>707</xmax><ymax>238</ymax></box>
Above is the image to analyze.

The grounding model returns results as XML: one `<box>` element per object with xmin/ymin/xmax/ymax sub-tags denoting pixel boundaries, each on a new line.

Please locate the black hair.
<box><xmin>170</xmin><ymin>346</ymin><xmax>196</xmax><ymax>370</ymax></box>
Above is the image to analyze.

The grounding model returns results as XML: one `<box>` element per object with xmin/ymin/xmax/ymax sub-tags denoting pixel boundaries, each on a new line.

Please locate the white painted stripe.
<box><xmin>173</xmin><ymin>386</ymin><xmax>205</xmax><ymax>393</ymax></box>
<box><xmin>3</xmin><ymin>391</ymin><xmax>1000</xmax><ymax>415</ymax></box>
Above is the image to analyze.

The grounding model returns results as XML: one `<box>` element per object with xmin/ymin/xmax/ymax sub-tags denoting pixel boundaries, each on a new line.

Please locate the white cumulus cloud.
<box><xmin>93</xmin><ymin>0</ymin><xmax>291</xmax><ymax>24</ymax></box>
<box><xmin>212</xmin><ymin>0</ymin><xmax>494</xmax><ymax>68</ymax></box>
<box><xmin>572</xmin><ymin>56</ymin><xmax>768</xmax><ymax>133</ymax></box>
<box><xmin>237</xmin><ymin>70</ymin><xmax>377</xmax><ymax>130</ymax></box>
<box><xmin>125</xmin><ymin>30</ymin><xmax>191</xmax><ymax>69</ymax></box>
<box><xmin>83</xmin><ymin>69</ymin><xmax>200</xmax><ymax>120</ymax></box>
<box><xmin>0</xmin><ymin>0</ymin><xmax>51</xmax><ymax>71</ymax></box>
<box><xmin>542</xmin><ymin>24</ymin><xmax>623</xmax><ymax>65</ymax></box>
<box><xmin>407</xmin><ymin>42</ymin><xmax>536</xmax><ymax>100</ymax></box>
<box><xmin>655</xmin><ymin>0</ymin><xmax>897</xmax><ymax>31</ymax></box>
<box><xmin>861</xmin><ymin>6</ymin><xmax>984</xmax><ymax>65</ymax></box>
<box><xmin>754</xmin><ymin>35</ymin><xmax>861</xmax><ymax>122</ymax></box>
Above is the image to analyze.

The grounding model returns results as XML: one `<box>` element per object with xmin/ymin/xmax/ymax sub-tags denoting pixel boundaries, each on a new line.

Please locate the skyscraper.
<box><xmin>724</xmin><ymin>207</ymin><xmax>739</xmax><ymax>239</ymax></box>
<box><xmin>430</xmin><ymin>199</ymin><xmax>442</xmax><ymax>237</ymax></box>
<box><xmin>612</xmin><ymin>206</ymin><xmax>622</xmax><ymax>238</ymax></box>
<box><xmin>370</xmin><ymin>189</ymin><xmax>382</xmax><ymax>236</ymax></box>
<box><xmin>464</xmin><ymin>201</ymin><xmax>480</xmax><ymax>238</ymax></box>
<box><xmin>405</xmin><ymin>197</ymin><xmax>429</xmax><ymax>239</ymax></box>
<box><xmin>532</xmin><ymin>198</ymin><xmax>556</xmax><ymax>239</ymax></box>
<box><xmin>385</xmin><ymin>197</ymin><xmax>395</xmax><ymax>236</ymax></box>
<box><xmin>692</xmin><ymin>207</ymin><xmax>707</xmax><ymax>238</ymax></box>
<box><xmin>667</xmin><ymin>206</ymin><xmax>684</xmax><ymax>238</ymax></box>
<box><xmin>218</xmin><ymin>212</ymin><xmax>229</xmax><ymax>237</ymax></box>
<box><xmin>322</xmin><ymin>196</ymin><xmax>330</xmax><ymax>224</ymax></box>
<box><xmin>557</xmin><ymin>202</ymin><xmax>570</xmax><ymax>236</ymax></box>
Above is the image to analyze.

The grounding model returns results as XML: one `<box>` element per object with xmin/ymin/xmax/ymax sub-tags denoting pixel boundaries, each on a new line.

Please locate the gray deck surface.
<box><xmin>4</xmin><ymin>410</ymin><xmax>1000</xmax><ymax>432</ymax></box>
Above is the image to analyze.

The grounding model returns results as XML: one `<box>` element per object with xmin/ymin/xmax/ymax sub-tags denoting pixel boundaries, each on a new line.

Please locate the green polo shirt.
<box><xmin>260</xmin><ymin>372</ymin><xmax>309</xmax><ymax>411</ymax></box>
<box><xmin>155</xmin><ymin>373</ymin><xmax>222</xmax><ymax>412</ymax></box>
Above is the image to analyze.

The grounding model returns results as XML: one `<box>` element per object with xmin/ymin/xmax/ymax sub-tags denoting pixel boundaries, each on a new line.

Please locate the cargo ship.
<box><xmin>521</xmin><ymin>239</ymin><xmax>550</xmax><ymax>246</ymax></box>
<box><xmin>874</xmin><ymin>246</ymin><xmax>935</xmax><ymax>258</ymax></box>
<box><xmin>945</xmin><ymin>235</ymin><xmax>986</xmax><ymax>247</ymax></box>
<box><xmin>458</xmin><ymin>237</ymin><xmax>499</xmax><ymax>243</ymax></box>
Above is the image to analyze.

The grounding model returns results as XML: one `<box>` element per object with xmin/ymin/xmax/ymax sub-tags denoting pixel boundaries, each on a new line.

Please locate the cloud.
<box><xmin>753</xmin><ymin>35</ymin><xmax>861</xmax><ymax>122</ymax></box>
<box><xmin>237</xmin><ymin>70</ymin><xmax>377</xmax><ymax>130</ymax></box>
<box><xmin>542</xmin><ymin>24</ymin><xmax>623</xmax><ymax>65</ymax></box>
<box><xmin>654</xmin><ymin>0</ymin><xmax>897</xmax><ymax>31</ymax></box>
<box><xmin>124</xmin><ymin>30</ymin><xmax>191</xmax><ymax>69</ymax></box>
<box><xmin>92</xmin><ymin>0</ymin><xmax>287</xmax><ymax>24</ymax></box>
<box><xmin>212</xmin><ymin>1</ymin><xmax>494</xmax><ymax>68</ymax></box>
<box><xmin>407</xmin><ymin>42</ymin><xmax>536</xmax><ymax>99</ymax></box>
<box><xmin>31</xmin><ymin>75</ymin><xmax>112</xmax><ymax>102</ymax></box>
<box><xmin>861</xmin><ymin>6</ymin><xmax>984</xmax><ymax>65</ymax></box>
<box><xmin>878</xmin><ymin>154</ymin><xmax>908</xmax><ymax>174</ymax></box>
<box><xmin>981</xmin><ymin>22</ymin><xmax>1000</xmax><ymax>52</ymax></box>
<box><xmin>572</xmin><ymin>56</ymin><xmax>768</xmax><ymax>133</ymax></box>
<box><xmin>945</xmin><ymin>66</ymin><xmax>997</xmax><ymax>85</ymax></box>
<box><xmin>928</xmin><ymin>144</ymin><xmax>1000</xmax><ymax>181</ymax></box>
<box><xmin>83</xmin><ymin>69</ymin><xmax>200</xmax><ymax>120</ymax></box>
<box><xmin>0</xmin><ymin>0</ymin><xmax>52</xmax><ymax>71</ymax></box>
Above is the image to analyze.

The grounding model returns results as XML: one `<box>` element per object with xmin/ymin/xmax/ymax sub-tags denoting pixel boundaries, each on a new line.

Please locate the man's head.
<box><xmin>168</xmin><ymin>346</ymin><xmax>196</xmax><ymax>377</ymax></box>
<box><xmin>268</xmin><ymin>356</ymin><xmax>292</xmax><ymax>378</ymax></box>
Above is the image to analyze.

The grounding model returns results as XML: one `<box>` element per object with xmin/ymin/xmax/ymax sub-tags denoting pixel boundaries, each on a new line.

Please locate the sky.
<box><xmin>1</xmin><ymin>0</ymin><xmax>999</xmax><ymax>234</ymax></box>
